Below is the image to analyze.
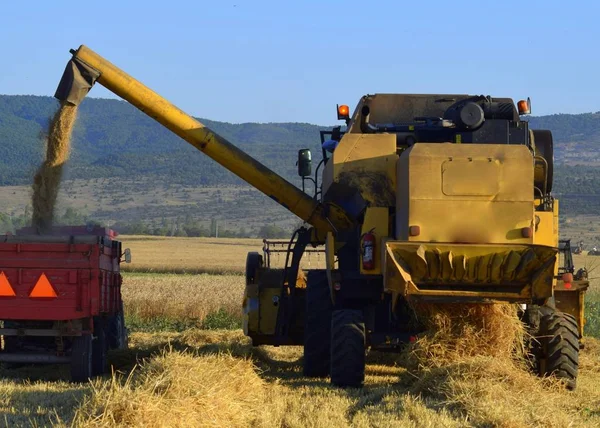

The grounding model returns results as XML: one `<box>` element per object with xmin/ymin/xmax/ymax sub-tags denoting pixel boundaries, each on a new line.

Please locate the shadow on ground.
<box><xmin>0</xmin><ymin>330</ymin><xmax>448</xmax><ymax>426</ymax></box>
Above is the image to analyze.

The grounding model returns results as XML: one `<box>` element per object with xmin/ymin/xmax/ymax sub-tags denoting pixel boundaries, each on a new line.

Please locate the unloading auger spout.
<box><xmin>54</xmin><ymin>45</ymin><xmax>351</xmax><ymax>236</ymax></box>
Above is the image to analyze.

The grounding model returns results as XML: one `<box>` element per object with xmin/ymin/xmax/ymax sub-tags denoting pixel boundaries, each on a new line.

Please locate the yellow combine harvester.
<box><xmin>55</xmin><ymin>46</ymin><xmax>585</xmax><ymax>389</ymax></box>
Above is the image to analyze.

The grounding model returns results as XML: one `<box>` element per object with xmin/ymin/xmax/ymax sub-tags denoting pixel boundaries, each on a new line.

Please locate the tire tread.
<box><xmin>330</xmin><ymin>309</ymin><xmax>365</xmax><ymax>388</ymax></box>
<box><xmin>303</xmin><ymin>271</ymin><xmax>332</xmax><ymax>377</ymax></box>
<box><xmin>538</xmin><ymin>310</ymin><xmax>579</xmax><ymax>390</ymax></box>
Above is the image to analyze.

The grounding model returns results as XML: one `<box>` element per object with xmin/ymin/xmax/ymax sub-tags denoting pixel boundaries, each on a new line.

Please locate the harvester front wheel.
<box><xmin>245</xmin><ymin>252</ymin><xmax>263</xmax><ymax>285</ymax></box>
<box><xmin>537</xmin><ymin>310</ymin><xmax>579</xmax><ymax>390</ymax></box>
<box><xmin>330</xmin><ymin>309</ymin><xmax>365</xmax><ymax>388</ymax></box>
<box><xmin>303</xmin><ymin>271</ymin><xmax>332</xmax><ymax>377</ymax></box>
<box><xmin>71</xmin><ymin>334</ymin><xmax>93</xmax><ymax>383</ymax></box>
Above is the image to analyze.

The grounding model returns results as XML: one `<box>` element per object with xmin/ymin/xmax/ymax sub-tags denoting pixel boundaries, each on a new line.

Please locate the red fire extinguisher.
<box><xmin>362</xmin><ymin>229</ymin><xmax>376</xmax><ymax>270</ymax></box>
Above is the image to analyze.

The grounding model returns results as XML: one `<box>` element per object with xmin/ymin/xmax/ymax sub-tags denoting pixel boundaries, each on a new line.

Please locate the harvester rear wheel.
<box><xmin>71</xmin><ymin>334</ymin><xmax>93</xmax><ymax>382</ymax></box>
<box><xmin>537</xmin><ymin>310</ymin><xmax>579</xmax><ymax>390</ymax></box>
<box><xmin>303</xmin><ymin>271</ymin><xmax>332</xmax><ymax>377</ymax></box>
<box><xmin>330</xmin><ymin>309</ymin><xmax>365</xmax><ymax>388</ymax></box>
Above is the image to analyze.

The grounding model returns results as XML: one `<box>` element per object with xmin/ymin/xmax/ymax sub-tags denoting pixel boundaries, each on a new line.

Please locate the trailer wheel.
<box><xmin>92</xmin><ymin>321</ymin><xmax>108</xmax><ymax>376</ymax></box>
<box><xmin>330</xmin><ymin>309</ymin><xmax>365</xmax><ymax>388</ymax></box>
<box><xmin>108</xmin><ymin>304</ymin><xmax>128</xmax><ymax>350</ymax></box>
<box><xmin>115</xmin><ymin>310</ymin><xmax>128</xmax><ymax>350</ymax></box>
<box><xmin>2</xmin><ymin>340</ymin><xmax>21</xmax><ymax>369</ymax></box>
<box><xmin>303</xmin><ymin>271</ymin><xmax>332</xmax><ymax>377</ymax></box>
<box><xmin>2</xmin><ymin>336</ymin><xmax>18</xmax><ymax>370</ymax></box>
<box><xmin>71</xmin><ymin>334</ymin><xmax>93</xmax><ymax>382</ymax></box>
<box><xmin>120</xmin><ymin>311</ymin><xmax>128</xmax><ymax>350</ymax></box>
<box><xmin>535</xmin><ymin>310</ymin><xmax>579</xmax><ymax>390</ymax></box>
<box><xmin>2</xmin><ymin>322</ymin><xmax>22</xmax><ymax>369</ymax></box>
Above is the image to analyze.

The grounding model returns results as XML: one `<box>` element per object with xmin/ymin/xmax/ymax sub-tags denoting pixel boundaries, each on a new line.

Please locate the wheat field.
<box><xmin>119</xmin><ymin>235</ymin><xmax>326</xmax><ymax>274</ymax></box>
<box><xmin>122</xmin><ymin>273</ymin><xmax>244</xmax><ymax>330</ymax></box>
<box><xmin>0</xmin><ymin>236</ymin><xmax>599</xmax><ymax>427</ymax></box>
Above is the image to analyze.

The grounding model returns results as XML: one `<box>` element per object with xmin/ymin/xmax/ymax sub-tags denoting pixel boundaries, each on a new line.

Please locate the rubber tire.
<box><xmin>245</xmin><ymin>252</ymin><xmax>263</xmax><ymax>285</ymax></box>
<box><xmin>2</xmin><ymin>337</ymin><xmax>21</xmax><ymax>369</ymax></box>
<box><xmin>108</xmin><ymin>306</ymin><xmax>128</xmax><ymax>350</ymax></box>
<box><xmin>303</xmin><ymin>271</ymin><xmax>332</xmax><ymax>377</ymax></box>
<box><xmin>538</xmin><ymin>311</ymin><xmax>579</xmax><ymax>390</ymax></box>
<box><xmin>2</xmin><ymin>321</ymin><xmax>22</xmax><ymax>369</ymax></box>
<box><xmin>330</xmin><ymin>309</ymin><xmax>366</xmax><ymax>388</ymax></box>
<box><xmin>92</xmin><ymin>322</ymin><xmax>108</xmax><ymax>376</ymax></box>
<box><xmin>532</xmin><ymin>130</ymin><xmax>554</xmax><ymax>193</ymax></box>
<box><xmin>71</xmin><ymin>334</ymin><xmax>93</xmax><ymax>383</ymax></box>
<box><xmin>118</xmin><ymin>311</ymin><xmax>129</xmax><ymax>350</ymax></box>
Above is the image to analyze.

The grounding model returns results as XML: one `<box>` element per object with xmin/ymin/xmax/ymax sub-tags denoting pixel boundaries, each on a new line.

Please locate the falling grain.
<box><xmin>31</xmin><ymin>102</ymin><xmax>78</xmax><ymax>233</ymax></box>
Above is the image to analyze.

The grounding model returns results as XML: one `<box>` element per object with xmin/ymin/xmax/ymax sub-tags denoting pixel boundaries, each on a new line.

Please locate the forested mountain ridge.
<box><xmin>1</xmin><ymin>95</ymin><xmax>600</xmax><ymax>188</ymax></box>
<box><xmin>0</xmin><ymin>94</ymin><xmax>599</xmax><ymax>222</ymax></box>
<box><xmin>0</xmin><ymin>95</ymin><xmax>326</xmax><ymax>187</ymax></box>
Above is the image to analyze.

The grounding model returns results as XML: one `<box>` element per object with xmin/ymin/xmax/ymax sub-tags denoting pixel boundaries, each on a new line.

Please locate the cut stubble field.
<box><xmin>1</xmin><ymin>236</ymin><xmax>599</xmax><ymax>427</ymax></box>
<box><xmin>3</xmin><ymin>317</ymin><xmax>600</xmax><ymax>427</ymax></box>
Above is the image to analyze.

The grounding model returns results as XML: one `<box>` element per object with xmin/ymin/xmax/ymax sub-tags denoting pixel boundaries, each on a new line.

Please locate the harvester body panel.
<box><xmin>322</xmin><ymin>133</ymin><xmax>397</xmax><ymax>209</ymax></box>
<box><xmin>380</xmin><ymin>141</ymin><xmax>558</xmax><ymax>303</ymax></box>
<box><xmin>395</xmin><ymin>143</ymin><xmax>535</xmax><ymax>244</ymax></box>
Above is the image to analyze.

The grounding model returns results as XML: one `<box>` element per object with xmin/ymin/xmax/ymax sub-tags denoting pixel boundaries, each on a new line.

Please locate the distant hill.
<box><xmin>528</xmin><ymin>112</ymin><xmax>600</xmax><ymax>143</ymax></box>
<box><xmin>529</xmin><ymin>113</ymin><xmax>600</xmax><ymax>166</ymax></box>
<box><xmin>2</xmin><ymin>95</ymin><xmax>600</xmax><ymax>187</ymax></box>
<box><xmin>0</xmin><ymin>95</ymin><xmax>326</xmax><ymax>187</ymax></box>
<box><xmin>0</xmin><ymin>94</ymin><xmax>599</xmax><ymax>226</ymax></box>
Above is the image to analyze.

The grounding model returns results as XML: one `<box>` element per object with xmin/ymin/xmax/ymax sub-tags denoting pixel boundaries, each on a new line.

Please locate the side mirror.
<box><xmin>122</xmin><ymin>248</ymin><xmax>132</xmax><ymax>264</ymax></box>
<box><xmin>331</xmin><ymin>126</ymin><xmax>342</xmax><ymax>142</ymax></box>
<box><xmin>297</xmin><ymin>149</ymin><xmax>312</xmax><ymax>178</ymax></box>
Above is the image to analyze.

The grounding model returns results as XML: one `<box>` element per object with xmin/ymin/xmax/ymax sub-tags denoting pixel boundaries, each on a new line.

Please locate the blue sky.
<box><xmin>0</xmin><ymin>0</ymin><xmax>597</xmax><ymax>124</ymax></box>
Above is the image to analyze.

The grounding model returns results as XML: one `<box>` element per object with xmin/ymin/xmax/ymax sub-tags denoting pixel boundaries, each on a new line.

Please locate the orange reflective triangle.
<box><xmin>0</xmin><ymin>272</ymin><xmax>15</xmax><ymax>297</ymax></box>
<box><xmin>30</xmin><ymin>273</ymin><xmax>57</xmax><ymax>298</ymax></box>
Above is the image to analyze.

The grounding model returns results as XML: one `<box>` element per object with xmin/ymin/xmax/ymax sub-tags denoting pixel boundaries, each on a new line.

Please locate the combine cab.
<box><xmin>53</xmin><ymin>46</ymin><xmax>583</xmax><ymax>389</ymax></box>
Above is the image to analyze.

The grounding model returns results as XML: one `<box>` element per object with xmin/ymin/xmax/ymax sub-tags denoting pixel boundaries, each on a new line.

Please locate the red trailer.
<box><xmin>0</xmin><ymin>226</ymin><xmax>129</xmax><ymax>381</ymax></box>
